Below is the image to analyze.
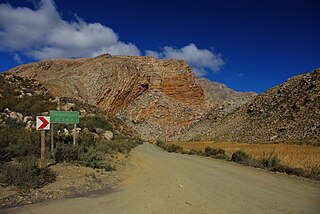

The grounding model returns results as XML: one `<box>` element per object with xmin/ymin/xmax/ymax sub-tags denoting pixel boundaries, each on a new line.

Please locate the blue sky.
<box><xmin>0</xmin><ymin>0</ymin><xmax>319</xmax><ymax>93</ymax></box>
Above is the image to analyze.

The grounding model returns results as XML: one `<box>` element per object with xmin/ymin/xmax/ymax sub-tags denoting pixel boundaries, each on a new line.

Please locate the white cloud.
<box><xmin>145</xmin><ymin>50</ymin><xmax>160</xmax><ymax>58</ymax></box>
<box><xmin>91</xmin><ymin>42</ymin><xmax>141</xmax><ymax>57</ymax></box>
<box><xmin>0</xmin><ymin>0</ymin><xmax>225</xmax><ymax>76</ymax></box>
<box><xmin>0</xmin><ymin>0</ymin><xmax>140</xmax><ymax>60</ymax></box>
<box><xmin>145</xmin><ymin>43</ymin><xmax>225</xmax><ymax>77</ymax></box>
<box><xmin>13</xmin><ymin>53</ymin><xmax>23</xmax><ymax>64</ymax></box>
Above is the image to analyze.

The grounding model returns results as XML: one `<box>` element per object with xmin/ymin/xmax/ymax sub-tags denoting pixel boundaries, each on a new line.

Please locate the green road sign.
<box><xmin>50</xmin><ymin>111</ymin><xmax>79</xmax><ymax>124</ymax></box>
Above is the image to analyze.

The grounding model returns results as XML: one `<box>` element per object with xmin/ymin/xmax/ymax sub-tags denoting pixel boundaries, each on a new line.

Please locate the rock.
<box><xmin>103</xmin><ymin>131</ymin><xmax>114</xmax><ymax>141</ymax></box>
<box><xmin>76</xmin><ymin>127</ymin><xmax>82</xmax><ymax>134</ymax></box>
<box><xmin>269</xmin><ymin>135</ymin><xmax>278</xmax><ymax>141</ymax></box>
<box><xmin>80</xmin><ymin>109</ymin><xmax>87</xmax><ymax>116</ymax></box>
<box><xmin>95</xmin><ymin>128</ymin><xmax>104</xmax><ymax>134</ymax></box>
<box><xmin>62</xmin><ymin>103</ymin><xmax>75</xmax><ymax>111</ymax></box>
<box><xmin>16</xmin><ymin>112</ymin><xmax>23</xmax><ymax>121</ymax></box>
<box><xmin>23</xmin><ymin>116</ymin><xmax>33</xmax><ymax>123</ymax></box>
<box><xmin>26</xmin><ymin>120</ymin><xmax>33</xmax><ymax>130</ymax></box>
<box><xmin>9</xmin><ymin>112</ymin><xmax>20</xmax><ymax>121</ymax></box>
<box><xmin>63</xmin><ymin>128</ymin><xmax>70</xmax><ymax>136</ymax></box>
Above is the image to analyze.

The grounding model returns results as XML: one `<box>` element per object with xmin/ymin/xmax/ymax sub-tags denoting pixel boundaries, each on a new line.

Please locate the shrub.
<box><xmin>165</xmin><ymin>144</ymin><xmax>183</xmax><ymax>153</ymax></box>
<box><xmin>204</xmin><ymin>147</ymin><xmax>226</xmax><ymax>157</ymax></box>
<box><xmin>214</xmin><ymin>153</ymin><xmax>228</xmax><ymax>160</ymax></box>
<box><xmin>78</xmin><ymin>116</ymin><xmax>113</xmax><ymax>132</ymax></box>
<box><xmin>273</xmin><ymin>164</ymin><xmax>306</xmax><ymax>177</ymax></box>
<box><xmin>197</xmin><ymin>150</ymin><xmax>204</xmax><ymax>156</ymax></box>
<box><xmin>55</xmin><ymin>144</ymin><xmax>79</xmax><ymax>163</ymax></box>
<box><xmin>78</xmin><ymin>145</ymin><xmax>105</xmax><ymax>169</ymax></box>
<box><xmin>155</xmin><ymin>140</ymin><xmax>166</xmax><ymax>149</ymax></box>
<box><xmin>104</xmin><ymin>163</ymin><xmax>116</xmax><ymax>171</ymax></box>
<box><xmin>188</xmin><ymin>149</ymin><xmax>197</xmax><ymax>155</ymax></box>
<box><xmin>78</xmin><ymin>131</ymin><xmax>96</xmax><ymax>147</ymax></box>
<box><xmin>0</xmin><ymin>157</ymin><xmax>56</xmax><ymax>190</ymax></box>
<box><xmin>231</xmin><ymin>150</ymin><xmax>251</xmax><ymax>164</ymax></box>
<box><xmin>0</xmin><ymin>128</ymin><xmax>40</xmax><ymax>161</ymax></box>
<box><xmin>260</xmin><ymin>157</ymin><xmax>281</xmax><ymax>169</ymax></box>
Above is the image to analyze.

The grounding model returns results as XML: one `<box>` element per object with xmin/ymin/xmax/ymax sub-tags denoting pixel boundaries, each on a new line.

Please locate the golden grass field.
<box><xmin>167</xmin><ymin>141</ymin><xmax>320</xmax><ymax>172</ymax></box>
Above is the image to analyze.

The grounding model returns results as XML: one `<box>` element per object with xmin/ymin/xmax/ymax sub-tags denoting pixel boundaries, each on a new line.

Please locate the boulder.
<box><xmin>103</xmin><ymin>131</ymin><xmax>114</xmax><ymax>141</ymax></box>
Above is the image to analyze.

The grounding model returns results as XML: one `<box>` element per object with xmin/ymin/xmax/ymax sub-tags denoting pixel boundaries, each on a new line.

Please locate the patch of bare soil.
<box><xmin>0</xmin><ymin>153</ymin><xmax>128</xmax><ymax>208</ymax></box>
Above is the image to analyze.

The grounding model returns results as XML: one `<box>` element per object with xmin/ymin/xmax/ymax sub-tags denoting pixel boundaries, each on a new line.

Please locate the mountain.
<box><xmin>175</xmin><ymin>68</ymin><xmax>320</xmax><ymax>143</ymax></box>
<box><xmin>7</xmin><ymin>54</ymin><xmax>213</xmax><ymax>140</ymax></box>
<box><xmin>6</xmin><ymin>54</ymin><xmax>317</xmax><ymax>143</ymax></box>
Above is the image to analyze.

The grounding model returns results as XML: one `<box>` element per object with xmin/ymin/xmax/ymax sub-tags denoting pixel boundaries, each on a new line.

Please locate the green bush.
<box><xmin>204</xmin><ymin>147</ymin><xmax>226</xmax><ymax>157</ymax></box>
<box><xmin>107</xmin><ymin>139</ymin><xmax>140</xmax><ymax>154</ymax></box>
<box><xmin>0</xmin><ymin>127</ymin><xmax>40</xmax><ymax>161</ymax></box>
<box><xmin>78</xmin><ymin>131</ymin><xmax>96</xmax><ymax>147</ymax></box>
<box><xmin>188</xmin><ymin>149</ymin><xmax>198</xmax><ymax>155</ymax></box>
<box><xmin>53</xmin><ymin>137</ymin><xmax>140</xmax><ymax>171</ymax></box>
<box><xmin>165</xmin><ymin>144</ymin><xmax>184</xmax><ymax>153</ymax></box>
<box><xmin>272</xmin><ymin>164</ymin><xmax>306</xmax><ymax>177</ymax></box>
<box><xmin>55</xmin><ymin>144</ymin><xmax>79</xmax><ymax>163</ymax></box>
<box><xmin>0</xmin><ymin>157</ymin><xmax>56</xmax><ymax>190</ymax></box>
<box><xmin>260</xmin><ymin>157</ymin><xmax>281</xmax><ymax>169</ymax></box>
<box><xmin>77</xmin><ymin>145</ymin><xmax>105</xmax><ymax>169</ymax></box>
<box><xmin>155</xmin><ymin>140</ymin><xmax>166</xmax><ymax>148</ymax></box>
<box><xmin>104</xmin><ymin>163</ymin><xmax>116</xmax><ymax>171</ymax></box>
<box><xmin>79</xmin><ymin>116</ymin><xmax>113</xmax><ymax>132</ymax></box>
<box><xmin>231</xmin><ymin>150</ymin><xmax>251</xmax><ymax>164</ymax></box>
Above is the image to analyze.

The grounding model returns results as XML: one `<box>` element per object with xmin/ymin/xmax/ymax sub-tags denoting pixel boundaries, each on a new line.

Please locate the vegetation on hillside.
<box><xmin>0</xmin><ymin>74</ymin><xmax>142</xmax><ymax>190</ymax></box>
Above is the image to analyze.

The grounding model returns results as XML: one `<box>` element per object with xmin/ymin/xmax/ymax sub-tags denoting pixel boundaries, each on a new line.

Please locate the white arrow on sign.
<box><xmin>36</xmin><ymin>116</ymin><xmax>50</xmax><ymax>130</ymax></box>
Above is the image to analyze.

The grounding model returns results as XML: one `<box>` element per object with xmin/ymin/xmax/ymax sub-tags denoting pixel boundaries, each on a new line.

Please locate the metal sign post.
<box><xmin>73</xmin><ymin>124</ymin><xmax>77</xmax><ymax>146</ymax></box>
<box><xmin>36</xmin><ymin>116</ymin><xmax>50</xmax><ymax>169</ymax></box>
<box><xmin>40</xmin><ymin>130</ymin><xmax>46</xmax><ymax>169</ymax></box>
<box><xmin>51</xmin><ymin>123</ymin><xmax>54</xmax><ymax>156</ymax></box>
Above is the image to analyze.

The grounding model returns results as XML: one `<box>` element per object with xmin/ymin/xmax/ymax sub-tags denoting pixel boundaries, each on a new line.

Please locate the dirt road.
<box><xmin>4</xmin><ymin>143</ymin><xmax>320</xmax><ymax>213</ymax></box>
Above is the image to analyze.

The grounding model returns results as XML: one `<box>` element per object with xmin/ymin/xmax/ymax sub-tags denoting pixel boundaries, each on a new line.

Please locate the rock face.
<box><xmin>7</xmin><ymin>55</ymin><xmax>209</xmax><ymax>140</ymax></box>
<box><xmin>174</xmin><ymin>69</ymin><xmax>320</xmax><ymax>143</ymax></box>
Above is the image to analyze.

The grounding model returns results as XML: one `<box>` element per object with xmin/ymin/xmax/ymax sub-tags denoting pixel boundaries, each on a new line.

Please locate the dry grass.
<box><xmin>167</xmin><ymin>141</ymin><xmax>320</xmax><ymax>173</ymax></box>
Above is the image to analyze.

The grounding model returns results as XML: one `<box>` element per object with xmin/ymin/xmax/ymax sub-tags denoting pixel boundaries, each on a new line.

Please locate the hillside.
<box><xmin>7</xmin><ymin>55</ymin><xmax>215</xmax><ymax>141</ymax></box>
<box><xmin>0</xmin><ymin>73</ymin><xmax>143</xmax><ymax>207</ymax></box>
<box><xmin>174</xmin><ymin>68</ymin><xmax>320</xmax><ymax>143</ymax></box>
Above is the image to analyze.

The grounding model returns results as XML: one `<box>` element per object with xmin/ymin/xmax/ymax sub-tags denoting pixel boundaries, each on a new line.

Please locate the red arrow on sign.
<box><xmin>38</xmin><ymin>116</ymin><xmax>49</xmax><ymax>129</ymax></box>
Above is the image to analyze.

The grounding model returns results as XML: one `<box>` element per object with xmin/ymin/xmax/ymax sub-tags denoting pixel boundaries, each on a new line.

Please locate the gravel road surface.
<box><xmin>5</xmin><ymin>143</ymin><xmax>320</xmax><ymax>213</ymax></box>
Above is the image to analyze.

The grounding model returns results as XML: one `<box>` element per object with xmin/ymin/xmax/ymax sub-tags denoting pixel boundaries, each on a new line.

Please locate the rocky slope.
<box><xmin>174</xmin><ymin>68</ymin><xmax>320</xmax><ymax>143</ymax></box>
<box><xmin>7</xmin><ymin>54</ymin><xmax>213</xmax><ymax>140</ymax></box>
<box><xmin>197</xmin><ymin>78</ymin><xmax>256</xmax><ymax>105</ymax></box>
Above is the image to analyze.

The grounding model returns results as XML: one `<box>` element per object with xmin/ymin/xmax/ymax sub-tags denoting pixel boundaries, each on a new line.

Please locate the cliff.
<box><xmin>7</xmin><ymin>54</ymin><xmax>209</xmax><ymax>140</ymax></box>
